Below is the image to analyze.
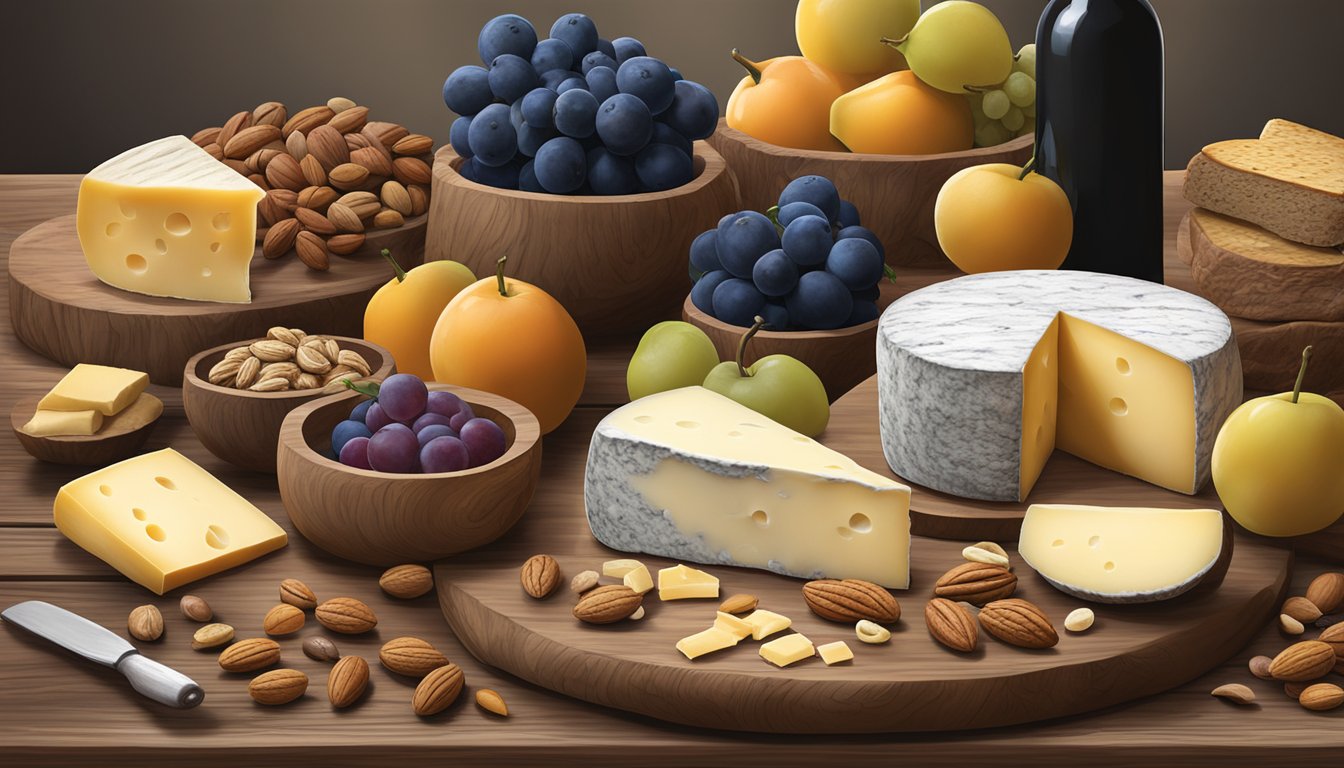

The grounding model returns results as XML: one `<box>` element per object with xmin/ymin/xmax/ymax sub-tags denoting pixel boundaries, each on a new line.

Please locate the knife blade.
<box><xmin>2</xmin><ymin>600</ymin><xmax>204</xmax><ymax>708</ymax></box>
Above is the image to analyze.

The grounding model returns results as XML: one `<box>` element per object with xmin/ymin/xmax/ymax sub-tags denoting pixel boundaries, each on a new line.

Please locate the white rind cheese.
<box><xmin>584</xmin><ymin>387</ymin><xmax>911</xmax><ymax>588</ymax></box>
<box><xmin>1018</xmin><ymin>504</ymin><xmax>1225</xmax><ymax>604</ymax></box>
<box><xmin>876</xmin><ymin>270</ymin><xmax>1242</xmax><ymax>502</ymax></box>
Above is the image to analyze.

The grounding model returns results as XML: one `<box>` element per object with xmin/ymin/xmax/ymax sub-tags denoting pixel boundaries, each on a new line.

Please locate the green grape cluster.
<box><xmin>967</xmin><ymin>44</ymin><xmax>1036</xmax><ymax>147</ymax></box>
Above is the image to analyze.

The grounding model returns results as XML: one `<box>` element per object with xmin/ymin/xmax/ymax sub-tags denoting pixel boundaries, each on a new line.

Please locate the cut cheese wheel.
<box><xmin>1179</xmin><ymin>209</ymin><xmax>1344</xmax><ymax>322</ymax></box>
<box><xmin>584</xmin><ymin>387</ymin><xmax>911</xmax><ymax>588</ymax></box>
<box><xmin>877</xmin><ymin>270</ymin><xmax>1242</xmax><ymax>502</ymax></box>
<box><xmin>1018</xmin><ymin>504</ymin><xmax>1224</xmax><ymax>603</ymax></box>
<box><xmin>76</xmin><ymin>136</ymin><xmax>265</xmax><ymax>303</ymax></box>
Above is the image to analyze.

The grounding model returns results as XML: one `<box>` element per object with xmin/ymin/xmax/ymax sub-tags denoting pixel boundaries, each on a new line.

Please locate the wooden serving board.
<box><xmin>8</xmin><ymin>214</ymin><xmax>425</xmax><ymax>386</ymax></box>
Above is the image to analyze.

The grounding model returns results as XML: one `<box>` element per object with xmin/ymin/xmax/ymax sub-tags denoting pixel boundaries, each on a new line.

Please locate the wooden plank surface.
<box><xmin>1</xmin><ymin>174</ymin><xmax>1342</xmax><ymax>765</ymax></box>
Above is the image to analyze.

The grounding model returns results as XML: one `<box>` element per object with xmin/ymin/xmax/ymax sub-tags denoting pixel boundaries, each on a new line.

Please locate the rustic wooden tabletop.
<box><xmin>0</xmin><ymin>174</ymin><xmax>1339</xmax><ymax>766</ymax></box>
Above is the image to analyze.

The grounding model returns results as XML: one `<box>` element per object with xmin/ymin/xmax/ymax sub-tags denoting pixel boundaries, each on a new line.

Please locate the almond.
<box><xmin>192</xmin><ymin>127</ymin><xmax>222</xmax><ymax>147</ymax></box>
<box><xmin>247</xmin><ymin>172</ymin><xmax>269</xmax><ymax>190</ymax></box>
<box><xmin>245</xmin><ymin>148</ymin><xmax>282</xmax><ymax>173</ymax></box>
<box><xmin>278</xmin><ymin>578</ymin><xmax>317</xmax><ymax>609</ymax></box>
<box><xmin>296</xmin><ymin>372</ymin><xmax>323</xmax><ymax>390</ymax></box>
<box><xmin>380</xmin><ymin>636</ymin><xmax>449</xmax><ymax>677</ymax></box>
<box><xmin>1249</xmin><ymin>655</ymin><xmax>1274</xmax><ymax>680</ymax></box>
<box><xmin>336</xmin><ymin>191</ymin><xmax>381</xmax><ymax>219</ymax></box>
<box><xmin>303</xmin><ymin>635</ymin><xmax>341</xmax><ymax>662</ymax></box>
<box><xmin>259</xmin><ymin>362</ymin><xmax>300</xmax><ymax>383</ymax></box>
<box><xmin>263</xmin><ymin>604</ymin><xmax>305</xmax><ymax>636</ymax></box>
<box><xmin>249</xmin><ymin>668</ymin><xmax>308</xmax><ymax>705</ymax></box>
<box><xmin>373</xmin><ymin>209</ymin><xmax>405</xmax><ymax>229</ymax></box>
<box><xmin>392</xmin><ymin>156</ymin><xmax>432</xmax><ymax>185</ymax></box>
<box><xmin>979</xmin><ymin>598</ymin><xmax>1059</xmax><ymax>649</ymax></box>
<box><xmin>324</xmin><ymin>338</ymin><xmax>343</xmax><ymax>363</ymax></box>
<box><xmin>1284</xmin><ymin>596</ymin><xmax>1324</xmax><ymax>624</ymax></box>
<box><xmin>295</xmin><ymin>344</ymin><xmax>331</xmax><ymax>375</ymax></box>
<box><xmin>300</xmin><ymin>154</ymin><xmax>327</xmax><ymax>187</ymax></box>
<box><xmin>250</xmin><ymin>339</ymin><xmax>294</xmax><ymax>362</ymax></box>
<box><xmin>802</xmin><ymin>579</ymin><xmax>901</xmax><ymax>623</ymax></box>
<box><xmin>521</xmin><ymin>554</ymin><xmax>561</xmax><ymax>598</ymax></box>
<box><xmin>351</xmin><ymin>145</ymin><xmax>392</xmax><ymax>177</ymax></box>
<box><xmin>327</xmin><ymin>233</ymin><xmax>366</xmax><ymax>256</ymax></box>
<box><xmin>127</xmin><ymin>605</ymin><xmax>164</xmax><ymax>642</ymax></box>
<box><xmin>1281</xmin><ymin>613</ymin><xmax>1306</xmax><ymax>635</ymax></box>
<box><xmin>925</xmin><ymin>598</ymin><xmax>978</xmax><ymax>652</ymax></box>
<box><xmin>191</xmin><ymin>622</ymin><xmax>235</xmax><ymax>650</ymax></box>
<box><xmin>262</xmin><ymin>218</ymin><xmax>301</xmax><ymax>259</ymax></box>
<box><xmin>962</xmin><ymin>544</ymin><xmax>1011</xmax><ymax>569</ymax></box>
<box><xmin>265</xmin><ymin>152</ymin><xmax>306</xmax><ymax>192</ymax></box>
<box><xmin>393</xmin><ymin>134</ymin><xmax>434</xmax><ymax>156</ymax></box>
<box><xmin>298</xmin><ymin>185</ymin><xmax>338</xmax><ymax>212</ymax></box>
<box><xmin>1210</xmin><ymin>683</ymin><xmax>1256</xmax><ymax>704</ymax></box>
<box><xmin>1270</xmin><ymin>640</ymin><xmax>1336</xmax><ymax>681</ymax></box>
<box><xmin>1299</xmin><ymin>682</ymin><xmax>1344</xmax><ymax>711</ymax></box>
<box><xmin>719</xmin><ymin>594</ymin><xmax>759</xmax><ymax>615</ymax></box>
<box><xmin>209</xmin><ymin>357</ymin><xmax>243</xmax><ymax>385</ymax></box>
<box><xmin>180</xmin><ymin>595</ymin><xmax>212</xmax><ymax>622</ymax></box>
<box><xmin>234</xmin><ymin>356</ymin><xmax>261</xmax><ymax>388</ymax></box>
<box><xmin>337</xmin><ymin>349</ymin><xmax>372</xmax><ymax>375</ymax></box>
<box><xmin>327</xmin><ymin>655</ymin><xmax>369</xmax><ymax>709</ymax></box>
<box><xmin>1307</xmin><ymin>572</ymin><xmax>1344</xmax><ymax>614</ymax></box>
<box><xmin>573</xmin><ymin>585</ymin><xmax>642</xmax><ymax>624</ymax></box>
<box><xmin>327</xmin><ymin>202</ymin><xmax>364</xmax><ymax>233</ymax></box>
<box><xmin>283</xmin><ymin>105</ymin><xmax>335</xmax><ymax>138</ymax></box>
<box><xmin>295</xmin><ymin>206</ymin><xmax>337</xmax><ymax>236</ymax></box>
<box><xmin>221</xmin><ymin>157</ymin><xmax>249</xmax><ymax>176</ymax></box>
<box><xmin>365</xmin><ymin>121</ymin><xmax>410</xmax><ymax>149</ymax></box>
<box><xmin>347</xmin><ymin>131</ymin><xmax>374</xmax><ymax>151</ymax></box>
<box><xmin>327</xmin><ymin>96</ymin><xmax>357</xmax><ymax>113</ymax></box>
<box><xmin>1317</xmin><ymin>623</ymin><xmax>1344</xmax><ymax>657</ymax></box>
<box><xmin>202</xmin><ymin>142</ymin><xmax>224</xmax><ymax>160</ymax></box>
<box><xmin>475</xmin><ymin>688</ymin><xmax>509</xmax><ymax>717</ymax></box>
<box><xmin>934</xmin><ymin>562</ymin><xmax>1018</xmax><ymax>606</ymax></box>
<box><xmin>570</xmin><ymin>570</ymin><xmax>600</xmax><ymax>595</ymax></box>
<box><xmin>380</xmin><ymin>564</ymin><xmax>434</xmax><ymax>599</ymax></box>
<box><xmin>266</xmin><ymin>187</ymin><xmax>298</xmax><ymax>215</ymax></box>
<box><xmin>413</xmin><ymin>663</ymin><xmax>464</xmax><ymax>716</ymax></box>
<box><xmin>286</xmin><ymin>130</ymin><xmax>308</xmax><ymax>160</ymax></box>
<box><xmin>408</xmin><ymin>184</ymin><xmax>429</xmax><ymax>216</ymax></box>
<box><xmin>219</xmin><ymin>637</ymin><xmax>281</xmax><ymax>672</ymax></box>
<box><xmin>315</xmin><ymin>597</ymin><xmax>378</xmax><ymax>634</ymax></box>
<box><xmin>328</xmin><ymin>105</ymin><xmax>369</xmax><ymax>134</ymax></box>
<box><xmin>224</xmin><ymin>124</ymin><xmax>281</xmax><ymax>160</ymax></box>
<box><xmin>329</xmin><ymin>163</ymin><xmax>371</xmax><ymax>190</ymax></box>
<box><xmin>249</xmin><ymin>376</ymin><xmax>291</xmax><ymax>393</ymax></box>
<box><xmin>307</xmin><ymin>124</ymin><xmax>351</xmax><ymax>170</ymax></box>
<box><xmin>216</xmin><ymin>111</ymin><xmax>252</xmax><ymax>154</ymax></box>
<box><xmin>252</xmin><ymin>101</ymin><xmax>287</xmax><ymax>128</ymax></box>
<box><xmin>380</xmin><ymin>180</ymin><xmax>413</xmax><ymax>216</ymax></box>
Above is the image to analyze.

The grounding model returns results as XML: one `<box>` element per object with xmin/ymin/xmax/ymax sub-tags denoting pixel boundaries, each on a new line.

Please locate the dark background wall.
<box><xmin>3</xmin><ymin>0</ymin><xmax>1341</xmax><ymax>172</ymax></box>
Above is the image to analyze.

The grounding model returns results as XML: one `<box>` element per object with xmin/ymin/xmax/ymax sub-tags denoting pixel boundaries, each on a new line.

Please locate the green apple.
<box><xmin>1212</xmin><ymin>346</ymin><xmax>1344</xmax><ymax>537</ymax></box>
<box><xmin>702</xmin><ymin>316</ymin><xmax>829</xmax><ymax>437</ymax></box>
<box><xmin>627</xmin><ymin>321</ymin><xmax>721</xmax><ymax>401</ymax></box>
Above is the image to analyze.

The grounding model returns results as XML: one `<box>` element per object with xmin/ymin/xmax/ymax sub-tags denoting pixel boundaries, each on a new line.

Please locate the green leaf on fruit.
<box><xmin>343</xmin><ymin>378</ymin><xmax>380</xmax><ymax>400</ymax></box>
<box><xmin>883</xmin><ymin>264</ymin><xmax>898</xmax><ymax>284</ymax></box>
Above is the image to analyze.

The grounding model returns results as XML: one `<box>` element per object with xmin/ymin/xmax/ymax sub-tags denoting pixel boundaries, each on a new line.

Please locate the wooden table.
<box><xmin>1</xmin><ymin>174</ymin><xmax>1340</xmax><ymax>766</ymax></box>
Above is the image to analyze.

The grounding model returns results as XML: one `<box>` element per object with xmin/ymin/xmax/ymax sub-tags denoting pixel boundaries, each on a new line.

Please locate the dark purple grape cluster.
<box><xmin>331</xmin><ymin>373</ymin><xmax>507</xmax><ymax>474</ymax></box>
<box><xmin>444</xmin><ymin>13</ymin><xmax>719</xmax><ymax>195</ymax></box>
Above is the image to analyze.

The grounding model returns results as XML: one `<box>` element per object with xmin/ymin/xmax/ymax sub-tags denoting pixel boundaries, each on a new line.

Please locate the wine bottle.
<box><xmin>1035</xmin><ymin>0</ymin><xmax>1165</xmax><ymax>282</ymax></box>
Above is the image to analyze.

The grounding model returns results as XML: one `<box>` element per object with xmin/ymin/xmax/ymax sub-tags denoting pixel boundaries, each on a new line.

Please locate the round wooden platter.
<box><xmin>9</xmin><ymin>392</ymin><xmax>163</xmax><ymax>466</ymax></box>
<box><xmin>7</xmin><ymin>213</ymin><xmax>426</xmax><ymax>386</ymax></box>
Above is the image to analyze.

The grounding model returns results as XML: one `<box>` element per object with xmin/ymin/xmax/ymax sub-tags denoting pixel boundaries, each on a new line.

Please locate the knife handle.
<box><xmin>117</xmin><ymin>654</ymin><xmax>205</xmax><ymax>709</ymax></box>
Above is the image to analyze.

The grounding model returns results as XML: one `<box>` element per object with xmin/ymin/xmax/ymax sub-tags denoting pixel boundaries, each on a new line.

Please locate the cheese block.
<box><xmin>1183</xmin><ymin>119</ymin><xmax>1344</xmax><ymax>247</ymax></box>
<box><xmin>585</xmin><ymin>387</ymin><xmax>912</xmax><ymax>589</ymax></box>
<box><xmin>1018</xmin><ymin>504</ymin><xmax>1224</xmax><ymax>604</ymax></box>
<box><xmin>676</xmin><ymin>627</ymin><xmax>741</xmax><ymax>660</ymax></box>
<box><xmin>1179</xmin><ymin>209</ymin><xmax>1344</xmax><ymax>322</ymax></box>
<box><xmin>759</xmin><ymin>633</ymin><xmax>815</xmax><ymax>667</ymax></box>
<box><xmin>54</xmin><ymin>448</ymin><xmax>287</xmax><ymax>594</ymax></box>
<box><xmin>76</xmin><ymin>136</ymin><xmax>265</xmax><ymax>303</ymax></box>
<box><xmin>22</xmin><ymin>409</ymin><xmax>104</xmax><ymax>437</ymax></box>
<box><xmin>742</xmin><ymin>609</ymin><xmax>792</xmax><ymax>640</ymax></box>
<box><xmin>877</xmin><ymin>271</ymin><xmax>1242</xmax><ymax>502</ymax></box>
<box><xmin>817</xmin><ymin>641</ymin><xmax>854</xmax><ymax>665</ymax></box>
<box><xmin>657</xmin><ymin>563</ymin><xmax>720</xmax><ymax>601</ymax></box>
<box><xmin>37</xmin><ymin>364</ymin><xmax>149</xmax><ymax>416</ymax></box>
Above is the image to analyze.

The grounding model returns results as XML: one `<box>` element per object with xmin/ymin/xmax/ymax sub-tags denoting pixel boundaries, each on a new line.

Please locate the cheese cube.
<box><xmin>76</xmin><ymin>136</ymin><xmax>265</xmax><ymax>304</ymax></box>
<box><xmin>658</xmin><ymin>563</ymin><xmax>720</xmax><ymax>601</ymax></box>
<box><xmin>603</xmin><ymin>558</ymin><xmax>644</xmax><ymax>577</ymax></box>
<box><xmin>37</xmin><ymin>364</ymin><xmax>149</xmax><ymax>416</ymax></box>
<box><xmin>742</xmin><ymin>609</ymin><xmax>792</xmax><ymax>641</ymax></box>
<box><xmin>760</xmin><ymin>633</ymin><xmax>815</xmax><ymax>668</ymax></box>
<box><xmin>21</xmin><ymin>409</ymin><xmax>104</xmax><ymax>437</ymax></box>
<box><xmin>713</xmin><ymin>611</ymin><xmax>754</xmax><ymax>641</ymax></box>
<box><xmin>53</xmin><ymin>448</ymin><xmax>287</xmax><ymax>594</ymax></box>
<box><xmin>817</xmin><ymin>641</ymin><xmax>854</xmax><ymax>666</ymax></box>
<box><xmin>622</xmin><ymin>564</ymin><xmax>654</xmax><ymax>595</ymax></box>
<box><xmin>676</xmin><ymin>628</ymin><xmax>741</xmax><ymax>660</ymax></box>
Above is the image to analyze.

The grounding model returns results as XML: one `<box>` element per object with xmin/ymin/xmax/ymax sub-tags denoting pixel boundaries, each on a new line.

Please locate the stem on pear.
<box><xmin>381</xmin><ymin>248</ymin><xmax>407</xmax><ymax>283</ymax></box>
<box><xmin>879</xmin><ymin>36</ymin><xmax>909</xmax><ymax>50</ymax></box>
<box><xmin>1292</xmin><ymin>345</ymin><xmax>1313</xmax><ymax>404</ymax></box>
<box><xmin>1019</xmin><ymin>153</ymin><xmax>1037</xmax><ymax>181</ymax></box>
<box><xmin>736</xmin><ymin>315</ymin><xmax>766</xmax><ymax>378</ymax></box>
<box><xmin>731</xmin><ymin>49</ymin><xmax>763</xmax><ymax>86</ymax></box>
<box><xmin>495</xmin><ymin>256</ymin><xmax>508</xmax><ymax>297</ymax></box>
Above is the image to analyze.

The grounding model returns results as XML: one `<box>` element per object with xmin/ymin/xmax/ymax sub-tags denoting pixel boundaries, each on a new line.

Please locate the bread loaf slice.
<box><xmin>1184</xmin><ymin>119</ymin><xmax>1344</xmax><ymax>247</ymax></box>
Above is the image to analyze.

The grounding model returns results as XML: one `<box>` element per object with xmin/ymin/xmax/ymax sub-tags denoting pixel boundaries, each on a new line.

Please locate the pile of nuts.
<box><xmin>206</xmin><ymin>326</ymin><xmax>372</xmax><ymax>393</ymax></box>
<box><xmin>189</xmin><ymin>97</ymin><xmax>434</xmax><ymax>271</ymax></box>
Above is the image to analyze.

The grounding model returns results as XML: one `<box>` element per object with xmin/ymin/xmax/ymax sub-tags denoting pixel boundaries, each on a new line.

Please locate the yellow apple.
<box><xmin>1212</xmin><ymin>347</ymin><xmax>1344</xmax><ymax>537</ymax></box>
<box><xmin>934</xmin><ymin>163</ymin><xmax>1073</xmax><ymax>274</ymax></box>
<box><xmin>796</xmin><ymin>0</ymin><xmax>920</xmax><ymax>77</ymax></box>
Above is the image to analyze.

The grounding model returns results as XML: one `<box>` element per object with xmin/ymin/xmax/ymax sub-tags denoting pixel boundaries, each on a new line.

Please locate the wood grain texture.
<box><xmin>7</xmin><ymin>214</ymin><xmax>425</xmax><ymax>386</ymax></box>
<box><xmin>706</xmin><ymin>121</ymin><xmax>1034</xmax><ymax>268</ymax></box>
<box><xmin>182</xmin><ymin>337</ymin><xmax>394</xmax><ymax>473</ymax></box>
<box><xmin>276</xmin><ymin>385</ymin><xmax>541</xmax><ymax>565</ymax></box>
<box><xmin>10</xmin><ymin>392</ymin><xmax>163</xmax><ymax>466</ymax></box>
<box><xmin>424</xmin><ymin>143</ymin><xmax>741</xmax><ymax>338</ymax></box>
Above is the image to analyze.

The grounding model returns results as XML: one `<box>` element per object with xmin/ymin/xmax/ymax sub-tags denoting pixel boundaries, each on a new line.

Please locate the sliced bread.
<box><xmin>1184</xmin><ymin>119</ymin><xmax>1344</xmax><ymax>247</ymax></box>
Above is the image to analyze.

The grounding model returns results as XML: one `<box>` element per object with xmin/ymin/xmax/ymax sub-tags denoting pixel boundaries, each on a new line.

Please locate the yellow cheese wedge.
<box><xmin>622</xmin><ymin>564</ymin><xmax>654</xmax><ymax>595</ymax></box>
<box><xmin>713</xmin><ymin>611</ymin><xmax>754</xmax><ymax>641</ymax></box>
<box><xmin>53</xmin><ymin>448</ymin><xmax>287</xmax><ymax>594</ymax></box>
<box><xmin>760</xmin><ymin>633</ymin><xmax>815</xmax><ymax>667</ymax></box>
<box><xmin>76</xmin><ymin>135</ymin><xmax>265</xmax><ymax>303</ymax></box>
<box><xmin>676</xmin><ymin>627</ymin><xmax>741</xmax><ymax>660</ymax></box>
<box><xmin>21</xmin><ymin>409</ymin><xmax>104</xmax><ymax>437</ymax></box>
<box><xmin>742</xmin><ymin>609</ymin><xmax>793</xmax><ymax>641</ymax></box>
<box><xmin>602</xmin><ymin>558</ymin><xmax>644</xmax><ymax>577</ymax></box>
<box><xmin>37</xmin><ymin>364</ymin><xmax>149</xmax><ymax>416</ymax></box>
<box><xmin>657</xmin><ymin>563</ymin><xmax>720</xmax><ymax>600</ymax></box>
<box><xmin>817</xmin><ymin>641</ymin><xmax>854</xmax><ymax>666</ymax></box>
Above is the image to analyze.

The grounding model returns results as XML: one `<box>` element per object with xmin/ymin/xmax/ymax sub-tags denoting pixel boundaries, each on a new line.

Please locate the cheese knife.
<box><xmin>1</xmin><ymin>600</ymin><xmax>204</xmax><ymax>708</ymax></box>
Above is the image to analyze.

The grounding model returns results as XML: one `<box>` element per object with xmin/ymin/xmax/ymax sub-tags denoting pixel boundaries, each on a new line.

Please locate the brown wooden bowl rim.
<box><xmin>681</xmin><ymin>293</ymin><xmax>879</xmax><ymax>342</ymax></box>
<box><xmin>278</xmin><ymin>382</ymin><xmax>541</xmax><ymax>480</ymax></box>
<box><xmin>432</xmin><ymin>140</ymin><xmax>730</xmax><ymax>205</ymax></box>
<box><xmin>10</xmin><ymin>392</ymin><xmax>164</xmax><ymax>443</ymax></box>
<box><xmin>182</xmin><ymin>336</ymin><xmax>396</xmax><ymax>401</ymax></box>
<box><xmin>713</xmin><ymin>121</ymin><xmax>1035</xmax><ymax>163</ymax></box>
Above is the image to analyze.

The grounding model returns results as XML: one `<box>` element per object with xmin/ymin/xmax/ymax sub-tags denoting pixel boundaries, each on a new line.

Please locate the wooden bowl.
<box><xmin>275</xmin><ymin>384</ymin><xmax>542</xmax><ymax>565</ymax></box>
<box><xmin>182</xmin><ymin>337</ymin><xmax>395</xmax><ymax>473</ymax></box>
<box><xmin>706</xmin><ymin>119</ymin><xmax>1034</xmax><ymax>268</ymax></box>
<box><xmin>425</xmin><ymin>142</ymin><xmax>741</xmax><ymax>338</ymax></box>
<box><xmin>10</xmin><ymin>393</ymin><xmax>163</xmax><ymax>466</ymax></box>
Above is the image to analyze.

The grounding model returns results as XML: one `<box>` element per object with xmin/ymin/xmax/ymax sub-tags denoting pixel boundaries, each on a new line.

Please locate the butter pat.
<box><xmin>817</xmin><ymin>641</ymin><xmax>854</xmax><ymax>665</ymax></box>
<box><xmin>38</xmin><ymin>364</ymin><xmax>148</xmax><ymax>416</ymax></box>
<box><xmin>676</xmin><ymin>627</ymin><xmax>741</xmax><ymax>660</ymax></box>
<box><xmin>54</xmin><ymin>448</ymin><xmax>287</xmax><ymax>594</ymax></box>
<box><xmin>742</xmin><ymin>609</ymin><xmax>792</xmax><ymax>641</ymax></box>
<box><xmin>658</xmin><ymin>563</ymin><xmax>720</xmax><ymax>601</ymax></box>
<box><xmin>760</xmin><ymin>633</ymin><xmax>815</xmax><ymax>668</ymax></box>
<box><xmin>1018</xmin><ymin>504</ymin><xmax>1224</xmax><ymax>604</ymax></box>
<box><xmin>623</xmin><ymin>563</ymin><xmax>654</xmax><ymax>595</ymax></box>
<box><xmin>22</xmin><ymin>409</ymin><xmax>104</xmax><ymax>437</ymax></box>
<box><xmin>76</xmin><ymin>135</ymin><xmax>265</xmax><ymax>303</ymax></box>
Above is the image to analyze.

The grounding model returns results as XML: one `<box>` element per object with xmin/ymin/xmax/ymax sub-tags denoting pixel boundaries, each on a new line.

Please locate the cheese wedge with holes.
<box><xmin>76</xmin><ymin>136</ymin><xmax>265</xmax><ymax>303</ymax></box>
<box><xmin>585</xmin><ymin>387</ymin><xmax>911</xmax><ymax>588</ymax></box>
<box><xmin>53</xmin><ymin>448</ymin><xmax>287</xmax><ymax>594</ymax></box>
<box><xmin>1018</xmin><ymin>504</ymin><xmax>1224</xmax><ymax>604</ymax></box>
<box><xmin>877</xmin><ymin>271</ymin><xmax>1242</xmax><ymax>502</ymax></box>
